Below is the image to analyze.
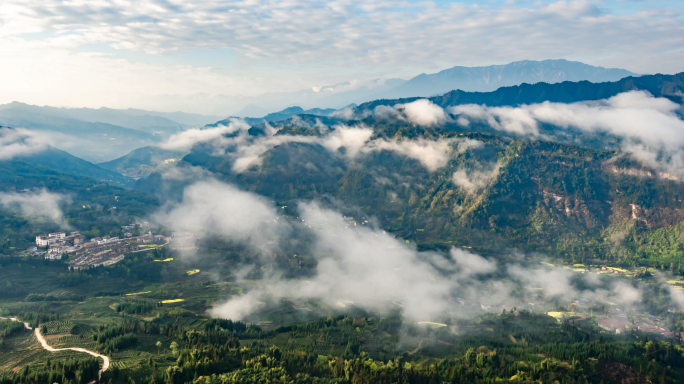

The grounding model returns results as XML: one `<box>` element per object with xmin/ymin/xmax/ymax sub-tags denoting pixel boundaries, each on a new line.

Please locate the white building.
<box><xmin>36</xmin><ymin>236</ymin><xmax>59</xmax><ymax>247</ymax></box>
<box><xmin>36</xmin><ymin>236</ymin><xmax>49</xmax><ymax>247</ymax></box>
<box><xmin>97</xmin><ymin>237</ymin><xmax>120</xmax><ymax>245</ymax></box>
<box><xmin>45</xmin><ymin>251</ymin><xmax>62</xmax><ymax>260</ymax></box>
<box><xmin>48</xmin><ymin>232</ymin><xmax>66</xmax><ymax>239</ymax></box>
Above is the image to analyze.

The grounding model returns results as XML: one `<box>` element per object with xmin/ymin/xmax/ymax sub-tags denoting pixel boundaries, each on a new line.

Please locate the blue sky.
<box><xmin>0</xmin><ymin>0</ymin><xmax>682</xmax><ymax>114</ymax></box>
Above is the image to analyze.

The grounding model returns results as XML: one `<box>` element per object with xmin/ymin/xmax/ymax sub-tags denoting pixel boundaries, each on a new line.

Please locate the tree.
<box><xmin>156</xmin><ymin>341</ymin><xmax>162</xmax><ymax>355</ymax></box>
<box><xmin>170</xmin><ymin>341</ymin><xmax>178</xmax><ymax>357</ymax></box>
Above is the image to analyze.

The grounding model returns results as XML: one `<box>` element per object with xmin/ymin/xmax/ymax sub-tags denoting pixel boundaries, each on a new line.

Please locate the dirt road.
<box><xmin>1</xmin><ymin>317</ymin><xmax>109</xmax><ymax>383</ymax></box>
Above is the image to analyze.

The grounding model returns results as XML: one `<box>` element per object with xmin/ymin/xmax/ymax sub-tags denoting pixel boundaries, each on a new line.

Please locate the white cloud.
<box><xmin>160</xmin><ymin>119</ymin><xmax>249</xmax><ymax>152</ymax></box>
<box><xmin>159</xmin><ymin>119</ymin><xmax>457</xmax><ymax>172</ymax></box>
<box><xmin>452</xmin><ymin>162</ymin><xmax>501</xmax><ymax>194</ymax></box>
<box><xmin>366</xmin><ymin>138</ymin><xmax>453</xmax><ymax>172</ymax></box>
<box><xmin>152</xmin><ymin>179</ymin><xmax>668</xmax><ymax>322</ymax></box>
<box><xmin>370</xmin><ymin>99</ymin><xmax>449</xmax><ymax>127</ymax></box>
<box><xmin>0</xmin><ymin>1</ymin><xmax>683</xmax><ymax>112</ymax></box>
<box><xmin>0</xmin><ymin>127</ymin><xmax>50</xmax><ymax>160</ymax></box>
<box><xmin>152</xmin><ymin>179</ymin><xmax>281</xmax><ymax>242</ymax></box>
<box><xmin>396</xmin><ymin>99</ymin><xmax>448</xmax><ymax>126</ymax></box>
<box><xmin>205</xmin><ymin>193</ymin><xmax>655</xmax><ymax>321</ymax></box>
<box><xmin>0</xmin><ymin>189</ymin><xmax>69</xmax><ymax>223</ymax></box>
<box><xmin>451</xmin><ymin>91</ymin><xmax>684</xmax><ymax>176</ymax></box>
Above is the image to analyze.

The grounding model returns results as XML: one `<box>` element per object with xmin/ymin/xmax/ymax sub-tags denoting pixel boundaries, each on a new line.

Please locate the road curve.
<box><xmin>1</xmin><ymin>317</ymin><xmax>110</xmax><ymax>384</ymax></box>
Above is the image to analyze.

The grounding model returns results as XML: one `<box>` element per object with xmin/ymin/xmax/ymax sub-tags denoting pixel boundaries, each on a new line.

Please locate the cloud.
<box><xmin>453</xmin><ymin>104</ymin><xmax>539</xmax><ymax>135</ymax></box>
<box><xmin>195</xmin><ymin>183</ymin><xmax>656</xmax><ymax>322</ymax></box>
<box><xmin>395</xmin><ymin>99</ymin><xmax>448</xmax><ymax>126</ymax></box>
<box><xmin>370</xmin><ymin>99</ymin><xmax>449</xmax><ymax>127</ymax></box>
<box><xmin>2</xmin><ymin>0</ymin><xmax>682</xmax><ymax>73</ymax></box>
<box><xmin>366</xmin><ymin>138</ymin><xmax>453</xmax><ymax>172</ymax></box>
<box><xmin>152</xmin><ymin>179</ymin><xmax>282</xmax><ymax>243</ymax></box>
<box><xmin>3</xmin><ymin>1</ymin><xmax>683</xmax><ymax>113</ymax></box>
<box><xmin>451</xmin><ymin>91</ymin><xmax>684</xmax><ymax>175</ymax></box>
<box><xmin>159</xmin><ymin>119</ymin><xmax>456</xmax><ymax>172</ymax></box>
<box><xmin>452</xmin><ymin>162</ymin><xmax>501</xmax><ymax>194</ymax></box>
<box><xmin>0</xmin><ymin>189</ymin><xmax>69</xmax><ymax>223</ymax></box>
<box><xmin>0</xmin><ymin>127</ymin><xmax>50</xmax><ymax>160</ymax></box>
<box><xmin>159</xmin><ymin>120</ymin><xmax>249</xmax><ymax>152</ymax></box>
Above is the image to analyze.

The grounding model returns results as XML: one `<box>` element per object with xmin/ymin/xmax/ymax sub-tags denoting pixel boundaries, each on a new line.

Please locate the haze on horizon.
<box><xmin>1</xmin><ymin>0</ymin><xmax>683</xmax><ymax>115</ymax></box>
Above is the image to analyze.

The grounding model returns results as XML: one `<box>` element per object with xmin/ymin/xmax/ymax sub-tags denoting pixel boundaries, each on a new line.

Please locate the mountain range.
<box><xmin>0</xmin><ymin>103</ymin><xmax>220</xmax><ymax>163</ymax></box>
<box><xmin>230</xmin><ymin>59</ymin><xmax>638</xmax><ymax>117</ymax></box>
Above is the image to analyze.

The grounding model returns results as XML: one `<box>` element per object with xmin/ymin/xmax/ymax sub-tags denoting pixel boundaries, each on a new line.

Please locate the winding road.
<box><xmin>1</xmin><ymin>317</ymin><xmax>109</xmax><ymax>384</ymax></box>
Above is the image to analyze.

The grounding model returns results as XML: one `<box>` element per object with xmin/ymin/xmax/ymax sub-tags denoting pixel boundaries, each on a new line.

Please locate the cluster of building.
<box><xmin>35</xmin><ymin>232</ymin><xmax>85</xmax><ymax>260</ymax></box>
<box><xmin>33</xmin><ymin>226</ymin><xmax>166</xmax><ymax>269</ymax></box>
<box><xmin>598</xmin><ymin>313</ymin><xmax>681</xmax><ymax>340</ymax></box>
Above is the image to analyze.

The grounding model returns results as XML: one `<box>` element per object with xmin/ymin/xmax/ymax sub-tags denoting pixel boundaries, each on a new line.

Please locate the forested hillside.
<box><xmin>138</xmin><ymin>115</ymin><xmax>684</xmax><ymax>268</ymax></box>
<box><xmin>0</xmin><ymin>161</ymin><xmax>158</xmax><ymax>252</ymax></box>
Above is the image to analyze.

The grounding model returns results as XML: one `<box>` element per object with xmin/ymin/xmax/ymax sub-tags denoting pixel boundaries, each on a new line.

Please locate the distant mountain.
<box><xmin>235</xmin><ymin>104</ymin><xmax>270</xmax><ymax>118</ymax></box>
<box><xmin>0</xmin><ymin>104</ymin><xmax>161</xmax><ymax>163</ymax></box>
<box><xmin>219</xmin><ymin>106</ymin><xmax>340</xmax><ymax>126</ymax></box>
<box><xmin>356</xmin><ymin>72</ymin><xmax>684</xmax><ymax>113</ymax></box>
<box><xmin>8</xmin><ymin>146</ymin><xmax>132</xmax><ymax>186</ymax></box>
<box><xmin>0</xmin><ymin>102</ymin><xmax>222</xmax><ymax>132</ymax></box>
<box><xmin>99</xmin><ymin>146</ymin><xmax>185</xmax><ymax>179</ymax></box>
<box><xmin>373</xmin><ymin>59</ymin><xmax>639</xmax><ymax>100</ymax></box>
<box><xmin>220</xmin><ymin>78</ymin><xmax>407</xmax><ymax>115</ymax></box>
<box><xmin>115</xmin><ymin>108</ymin><xmax>223</xmax><ymax>127</ymax></box>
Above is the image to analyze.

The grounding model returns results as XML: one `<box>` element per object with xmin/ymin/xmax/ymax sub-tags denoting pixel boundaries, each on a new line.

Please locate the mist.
<box><xmin>0</xmin><ymin>189</ymin><xmax>70</xmax><ymax>224</ymax></box>
<box><xmin>150</xmin><ymin>178</ymin><xmax>676</xmax><ymax>324</ymax></box>
<box><xmin>451</xmin><ymin>91</ymin><xmax>684</xmax><ymax>175</ymax></box>
<box><xmin>0</xmin><ymin>127</ymin><xmax>50</xmax><ymax>160</ymax></box>
<box><xmin>157</xmin><ymin>119</ymin><xmax>460</xmax><ymax>173</ymax></box>
<box><xmin>452</xmin><ymin>162</ymin><xmax>501</xmax><ymax>194</ymax></box>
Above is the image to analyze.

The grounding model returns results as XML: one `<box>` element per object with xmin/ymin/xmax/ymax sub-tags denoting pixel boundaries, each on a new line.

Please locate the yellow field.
<box><xmin>161</xmin><ymin>299</ymin><xmax>185</xmax><ymax>304</ymax></box>
<box><xmin>153</xmin><ymin>258</ymin><xmax>174</xmax><ymax>262</ymax></box>
<box><xmin>547</xmin><ymin>312</ymin><xmax>564</xmax><ymax>319</ymax></box>
<box><xmin>416</xmin><ymin>321</ymin><xmax>447</xmax><ymax>327</ymax></box>
<box><xmin>126</xmin><ymin>291</ymin><xmax>151</xmax><ymax>296</ymax></box>
<box><xmin>186</xmin><ymin>269</ymin><xmax>200</xmax><ymax>275</ymax></box>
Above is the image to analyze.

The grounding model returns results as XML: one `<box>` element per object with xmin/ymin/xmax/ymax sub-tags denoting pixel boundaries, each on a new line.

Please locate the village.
<box><xmin>30</xmin><ymin>222</ymin><xmax>174</xmax><ymax>270</ymax></box>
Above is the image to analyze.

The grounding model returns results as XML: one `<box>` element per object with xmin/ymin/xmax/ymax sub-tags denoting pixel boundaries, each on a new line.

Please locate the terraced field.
<box><xmin>41</xmin><ymin>321</ymin><xmax>76</xmax><ymax>335</ymax></box>
<box><xmin>0</xmin><ymin>330</ymin><xmax>84</xmax><ymax>376</ymax></box>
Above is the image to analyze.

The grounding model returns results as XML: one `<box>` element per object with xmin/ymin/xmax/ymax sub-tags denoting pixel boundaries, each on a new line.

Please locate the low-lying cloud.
<box><xmin>451</xmin><ymin>91</ymin><xmax>684</xmax><ymax>175</ymax></box>
<box><xmin>158</xmin><ymin>117</ymin><xmax>461</xmax><ymax>173</ymax></box>
<box><xmin>153</xmin><ymin>179</ymin><xmax>675</xmax><ymax>323</ymax></box>
<box><xmin>452</xmin><ymin>162</ymin><xmax>501</xmax><ymax>194</ymax></box>
<box><xmin>0</xmin><ymin>189</ymin><xmax>69</xmax><ymax>224</ymax></box>
<box><xmin>152</xmin><ymin>179</ymin><xmax>282</xmax><ymax>244</ymax></box>
<box><xmin>0</xmin><ymin>127</ymin><xmax>50</xmax><ymax>160</ymax></box>
<box><xmin>370</xmin><ymin>99</ymin><xmax>448</xmax><ymax>127</ymax></box>
<box><xmin>159</xmin><ymin>119</ymin><xmax>250</xmax><ymax>152</ymax></box>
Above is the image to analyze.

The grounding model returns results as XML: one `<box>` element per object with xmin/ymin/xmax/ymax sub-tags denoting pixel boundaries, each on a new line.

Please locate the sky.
<box><xmin>0</xmin><ymin>0</ymin><xmax>683</xmax><ymax>114</ymax></box>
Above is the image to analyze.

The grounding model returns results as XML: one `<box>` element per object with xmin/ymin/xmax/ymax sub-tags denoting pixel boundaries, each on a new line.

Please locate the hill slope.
<box><xmin>98</xmin><ymin>146</ymin><xmax>185</xmax><ymax>179</ymax></box>
<box><xmin>11</xmin><ymin>146</ymin><xmax>132</xmax><ymax>186</ymax></box>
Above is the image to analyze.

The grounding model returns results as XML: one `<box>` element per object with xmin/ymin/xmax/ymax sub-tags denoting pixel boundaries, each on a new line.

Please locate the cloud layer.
<box><xmin>1</xmin><ymin>1</ymin><xmax>683</xmax><ymax>112</ymax></box>
<box><xmin>158</xmin><ymin>110</ymin><xmax>461</xmax><ymax>172</ymax></box>
<box><xmin>452</xmin><ymin>91</ymin><xmax>684</xmax><ymax>175</ymax></box>
<box><xmin>0</xmin><ymin>127</ymin><xmax>50</xmax><ymax>160</ymax></box>
<box><xmin>153</xmin><ymin>178</ymin><xmax>677</xmax><ymax>322</ymax></box>
<box><xmin>0</xmin><ymin>189</ymin><xmax>69</xmax><ymax>223</ymax></box>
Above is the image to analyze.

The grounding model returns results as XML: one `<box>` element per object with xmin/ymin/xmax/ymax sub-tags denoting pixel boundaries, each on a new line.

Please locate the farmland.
<box><xmin>2</xmin><ymin>247</ymin><xmax>684</xmax><ymax>384</ymax></box>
